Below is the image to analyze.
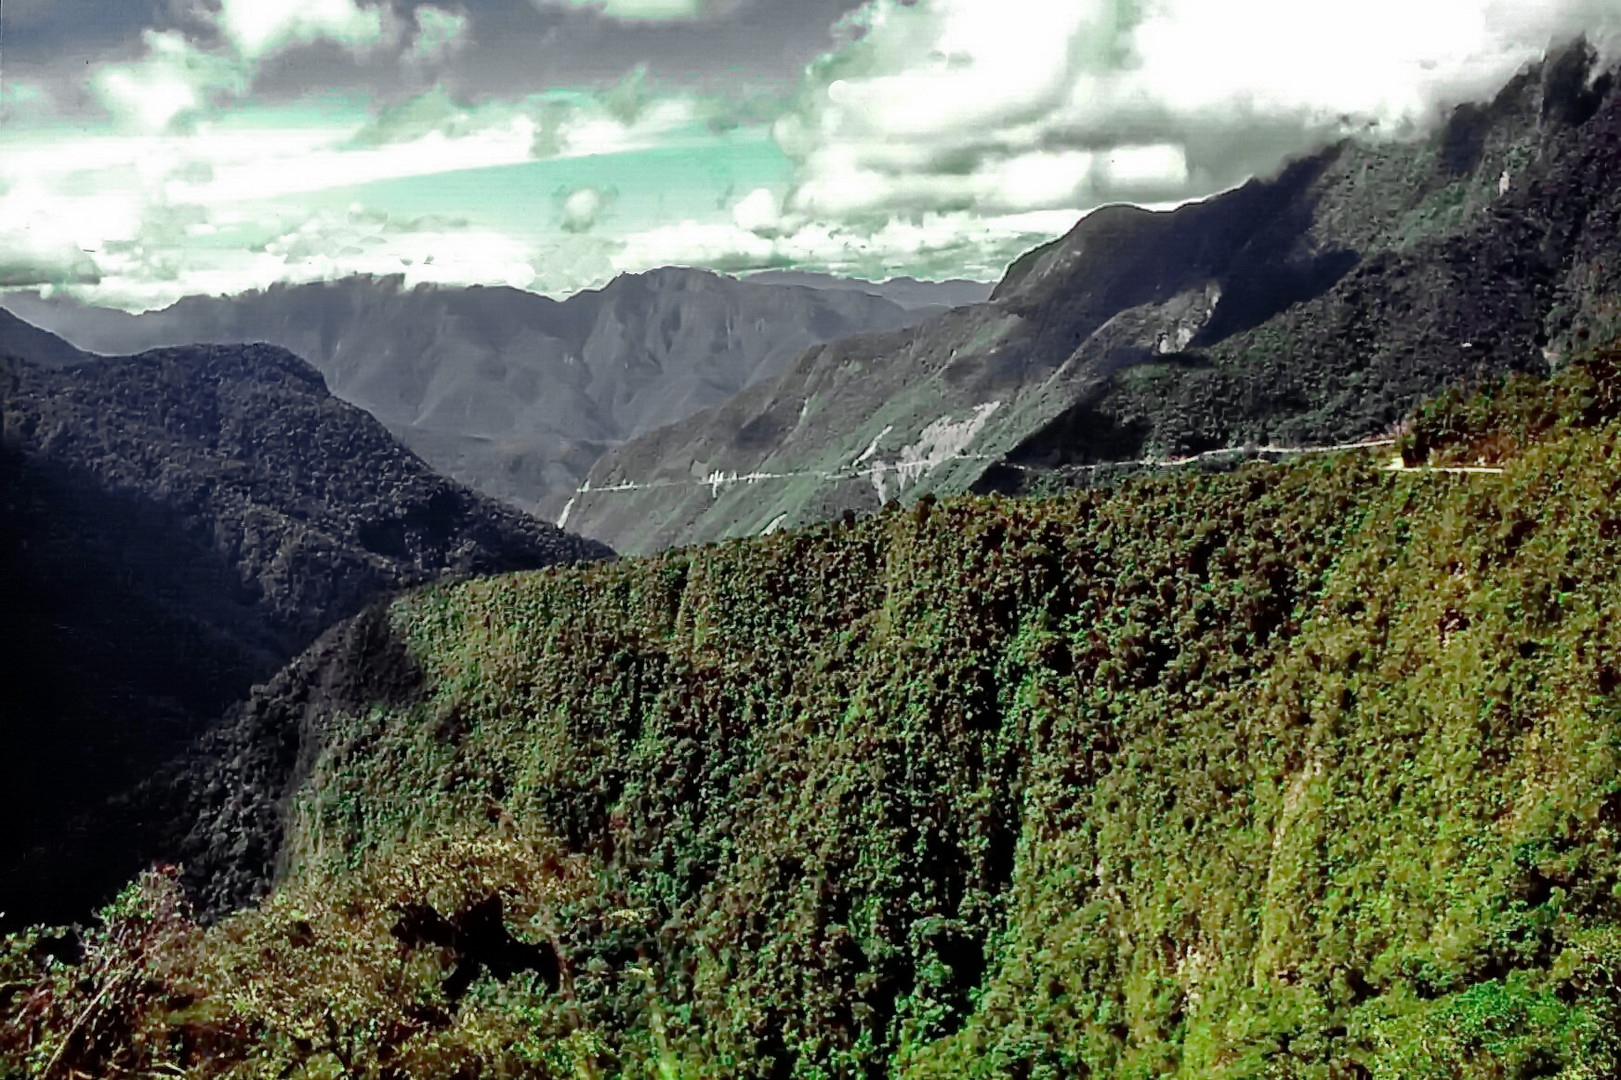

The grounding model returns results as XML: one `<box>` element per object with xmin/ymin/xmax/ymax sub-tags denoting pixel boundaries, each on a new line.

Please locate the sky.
<box><xmin>1</xmin><ymin>0</ymin><xmax>1619</xmax><ymax>310</ymax></box>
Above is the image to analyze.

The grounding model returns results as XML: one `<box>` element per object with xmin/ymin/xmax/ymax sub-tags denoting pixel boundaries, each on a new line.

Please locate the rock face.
<box><xmin>565</xmin><ymin>43</ymin><xmax>1621</xmax><ymax>554</ymax></box>
<box><xmin>0</xmin><ymin>341</ymin><xmax>610</xmax><ymax>926</ymax></box>
<box><xmin>7</xmin><ymin>269</ymin><xmax>952</xmax><ymax>519</ymax></box>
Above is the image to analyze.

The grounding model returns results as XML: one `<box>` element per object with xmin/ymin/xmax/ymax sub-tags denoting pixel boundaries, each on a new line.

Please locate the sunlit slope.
<box><xmin>190</xmin><ymin>352</ymin><xmax>1621</xmax><ymax>1077</ymax></box>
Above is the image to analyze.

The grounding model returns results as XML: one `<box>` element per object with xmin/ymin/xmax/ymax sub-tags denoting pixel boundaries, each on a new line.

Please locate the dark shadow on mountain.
<box><xmin>0</xmin><ymin>344</ymin><xmax>610</xmax><ymax>929</ymax></box>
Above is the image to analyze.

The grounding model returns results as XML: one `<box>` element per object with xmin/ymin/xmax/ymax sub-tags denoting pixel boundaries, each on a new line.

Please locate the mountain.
<box><xmin>9</xmin><ymin>345</ymin><xmax>1621</xmax><ymax>1078</ymax></box>
<box><xmin>0</xmin><ymin>339</ymin><xmax>610</xmax><ymax>926</ymax></box>
<box><xmin>740</xmin><ymin>270</ymin><xmax>996</xmax><ymax>310</ymax></box>
<box><xmin>565</xmin><ymin>42</ymin><xmax>1621</xmax><ymax>554</ymax></box>
<box><xmin>4</xmin><ymin>268</ymin><xmax>944</xmax><ymax>520</ymax></box>
<box><xmin>0</xmin><ymin>306</ymin><xmax>89</xmax><ymax>368</ymax></box>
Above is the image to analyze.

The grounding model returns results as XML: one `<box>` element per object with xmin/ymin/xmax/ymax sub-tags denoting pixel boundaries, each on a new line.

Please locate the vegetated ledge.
<box><xmin>8</xmin><ymin>347</ymin><xmax>1621</xmax><ymax>1079</ymax></box>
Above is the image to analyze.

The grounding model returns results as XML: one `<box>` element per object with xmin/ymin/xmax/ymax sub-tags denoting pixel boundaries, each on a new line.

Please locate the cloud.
<box><xmin>731</xmin><ymin>187</ymin><xmax>783</xmax><ymax>234</ymax></box>
<box><xmin>19</xmin><ymin>0</ymin><xmax>1621</xmax><ymax>310</ymax></box>
<box><xmin>408</xmin><ymin>5</ymin><xmax>471</xmax><ymax>64</ymax></box>
<box><xmin>208</xmin><ymin>0</ymin><xmax>391</xmax><ymax>62</ymax></box>
<box><xmin>1</xmin><ymin>82</ymin><xmax>55</xmax><ymax>127</ymax></box>
<box><xmin>85</xmin><ymin>0</ymin><xmax>405</xmax><ymax>133</ymax></box>
<box><xmin>529</xmin><ymin>0</ymin><xmax>740</xmax><ymax>21</ymax></box>
<box><xmin>0</xmin><ymin>236</ymin><xmax>103</xmax><ymax>290</ymax></box>
<box><xmin>38</xmin><ymin>200</ymin><xmax>543</xmax><ymax>311</ymax></box>
<box><xmin>348</xmin><ymin>84</ymin><xmax>487</xmax><ymax>145</ymax></box>
<box><xmin>615</xmin><ymin>194</ymin><xmax>1081</xmax><ymax>282</ymax></box>
<box><xmin>616</xmin><ymin>219</ymin><xmax>774</xmax><ymax>271</ymax></box>
<box><xmin>0</xmin><ymin>172</ymin><xmax>126</xmax><ymax>288</ymax></box>
<box><xmin>772</xmin><ymin>0</ymin><xmax>1621</xmax><ymax>223</ymax></box>
<box><xmin>349</xmin><ymin>77</ymin><xmax>710</xmax><ymax>162</ymax></box>
<box><xmin>558</xmin><ymin>186</ymin><xmax>611</xmax><ymax>232</ymax></box>
<box><xmin>0</xmin><ymin>112</ymin><xmax>555</xmax><ymax>308</ymax></box>
<box><xmin>91</xmin><ymin>30</ymin><xmax>244</xmax><ymax>133</ymax></box>
<box><xmin>260</xmin><ymin>204</ymin><xmax>536</xmax><ymax>286</ymax></box>
<box><xmin>602</xmin><ymin>64</ymin><xmax>651</xmax><ymax>125</ymax></box>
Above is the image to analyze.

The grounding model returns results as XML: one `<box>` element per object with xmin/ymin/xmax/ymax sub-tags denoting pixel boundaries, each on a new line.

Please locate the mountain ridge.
<box><xmin>3</xmin><ymin>268</ymin><xmax>973</xmax><ymax>519</ymax></box>
<box><xmin>0</xmin><ymin>336</ymin><xmax>610</xmax><ymax>926</ymax></box>
<box><xmin>564</xmin><ymin>41</ymin><xmax>1621</xmax><ymax>554</ymax></box>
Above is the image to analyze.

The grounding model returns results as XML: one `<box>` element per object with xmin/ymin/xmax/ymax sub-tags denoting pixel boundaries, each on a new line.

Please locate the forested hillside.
<box><xmin>7</xmin><ymin>346</ymin><xmax>1621</xmax><ymax>1078</ymax></box>
<box><xmin>0</xmin><ymin>342</ymin><xmax>610</xmax><ymax>929</ymax></box>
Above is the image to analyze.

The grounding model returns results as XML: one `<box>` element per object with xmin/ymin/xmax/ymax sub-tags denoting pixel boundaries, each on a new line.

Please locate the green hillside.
<box><xmin>9</xmin><ymin>347</ymin><xmax>1621</xmax><ymax>1079</ymax></box>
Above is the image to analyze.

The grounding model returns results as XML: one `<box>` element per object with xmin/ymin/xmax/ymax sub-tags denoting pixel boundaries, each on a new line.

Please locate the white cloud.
<box><xmin>211</xmin><ymin>0</ymin><xmax>390</xmax><ymax>62</ymax></box>
<box><xmin>614</xmin><ymin>196</ymin><xmax>1088</xmax><ymax>283</ymax></box>
<box><xmin>262</xmin><ymin>205</ymin><xmax>537</xmax><ymax>286</ymax></box>
<box><xmin>1</xmin><ymin>82</ymin><xmax>54</xmax><ymax>127</ymax></box>
<box><xmin>196</xmin><ymin>128</ymin><xmax>535</xmax><ymax>204</ymax></box>
<box><xmin>0</xmin><ymin>65</ymin><xmax>738</xmax><ymax>308</ymax></box>
<box><xmin>732</xmin><ymin>187</ymin><xmax>783</xmax><ymax>233</ymax></box>
<box><xmin>86</xmin><ymin>0</ymin><xmax>402</xmax><ymax>134</ymax></box>
<box><xmin>0</xmin><ymin>113</ymin><xmax>553</xmax><ymax>308</ymax></box>
<box><xmin>776</xmin><ymin>0</ymin><xmax>1621</xmax><ymax>222</ymax></box>
<box><xmin>91</xmin><ymin>30</ymin><xmax>243</xmax><ymax>133</ymax></box>
<box><xmin>559</xmin><ymin>186</ymin><xmax>609</xmax><ymax>233</ymax></box>
<box><xmin>615</xmin><ymin>219</ymin><xmax>774</xmax><ymax>271</ymax></box>
<box><xmin>15</xmin><ymin>0</ymin><xmax>1621</xmax><ymax>307</ymax></box>
<box><xmin>28</xmin><ymin>200</ymin><xmax>542</xmax><ymax>311</ymax></box>
<box><xmin>0</xmin><ymin>233</ymin><xmax>102</xmax><ymax>289</ymax></box>
<box><xmin>350</xmin><ymin>81</ymin><xmax>711</xmax><ymax>163</ymax></box>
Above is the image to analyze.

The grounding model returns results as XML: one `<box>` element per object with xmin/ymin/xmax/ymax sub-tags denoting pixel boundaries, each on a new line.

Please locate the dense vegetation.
<box><xmin>8</xmin><ymin>345</ymin><xmax>1621</xmax><ymax>1078</ymax></box>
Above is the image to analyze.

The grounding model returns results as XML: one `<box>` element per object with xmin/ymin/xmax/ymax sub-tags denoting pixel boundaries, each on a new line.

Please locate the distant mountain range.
<box><xmin>740</xmin><ymin>271</ymin><xmax>995</xmax><ymax>310</ymax></box>
<box><xmin>565</xmin><ymin>41</ymin><xmax>1621</xmax><ymax>554</ymax></box>
<box><xmin>0</xmin><ymin>325</ymin><xmax>609</xmax><ymax>925</ymax></box>
<box><xmin>6</xmin><ymin>270</ymin><xmax>984</xmax><ymax>522</ymax></box>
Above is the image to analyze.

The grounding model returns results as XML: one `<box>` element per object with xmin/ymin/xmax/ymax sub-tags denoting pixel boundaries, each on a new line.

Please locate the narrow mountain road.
<box><xmin>558</xmin><ymin>434</ymin><xmax>1519</xmax><ymax>532</ymax></box>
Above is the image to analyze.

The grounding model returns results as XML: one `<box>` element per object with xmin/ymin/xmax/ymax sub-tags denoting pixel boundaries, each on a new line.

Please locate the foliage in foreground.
<box><xmin>1</xmin><ymin>832</ymin><xmax>608</xmax><ymax>1079</ymax></box>
<box><xmin>9</xmin><ymin>346</ymin><xmax>1621</xmax><ymax>1077</ymax></box>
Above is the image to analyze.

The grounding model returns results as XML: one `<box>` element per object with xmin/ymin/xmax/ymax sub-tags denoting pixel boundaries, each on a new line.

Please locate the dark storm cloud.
<box><xmin>2</xmin><ymin>0</ymin><xmax>161</xmax><ymax>56</ymax></box>
<box><xmin>1</xmin><ymin>1</ymin><xmax>167</xmax><ymax>114</ymax></box>
<box><xmin>3</xmin><ymin>0</ymin><xmax>870</xmax><ymax>118</ymax></box>
<box><xmin>355</xmin><ymin>0</ymin><xmax>870</xmax><ymax>105</ymax></box>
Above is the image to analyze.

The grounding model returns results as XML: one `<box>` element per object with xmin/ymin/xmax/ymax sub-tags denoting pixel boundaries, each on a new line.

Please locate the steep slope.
<box><xmin>4</xmin><ymin>269</ymin><xmax>940</xmax><ymax>518</ymax></box>
<box><xmin>0</xmin><ymin>343</ymin><xmax>610</xmax><ymax>926</ymax></box>
<box><xmin>567</xmin><ymin>42</ymin><xmax>1621</xmax><ymax>554</ymax></box>
<box><xmin>9</xmin><ymin>347</ymin><xmax>1621</xmax><ymax>1079</ymax></box>
<box><xmin>0</xmin><ymin>307</ymin><xmax>89</xmax><ymax>369</ymax></box>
